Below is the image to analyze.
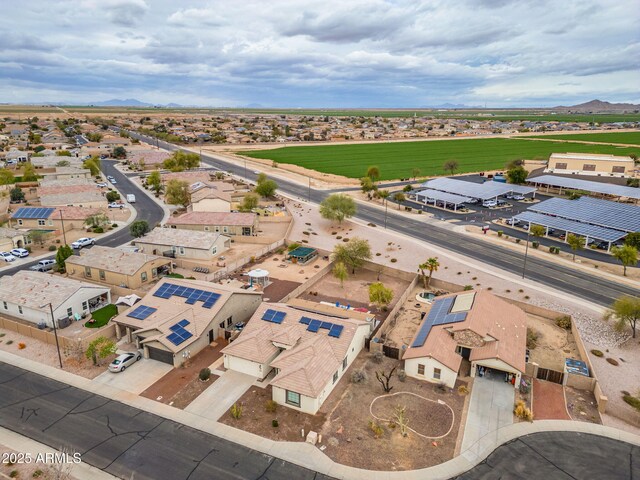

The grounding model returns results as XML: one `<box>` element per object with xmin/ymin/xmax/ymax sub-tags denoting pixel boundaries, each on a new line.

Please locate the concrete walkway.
<box><xmin>461</xmin><ymin>375</ymin><xmax>515</xmax><ymax>455</ymax></box>
<box><xmin>185</xmin><ymin>369</ymin><xmax>256</xmax><ymax>421</ymax></box>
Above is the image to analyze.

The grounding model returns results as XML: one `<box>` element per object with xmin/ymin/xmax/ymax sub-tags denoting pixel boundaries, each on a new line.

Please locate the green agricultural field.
<box><xmin>244</xmin><ymin>138</ymin><xmax>640</xmax><ymax>180</ymax></box>
<box><xmin>523</xmin><ymin>131</ymin><xmax>640</xmax><ymax>145</ymax></box>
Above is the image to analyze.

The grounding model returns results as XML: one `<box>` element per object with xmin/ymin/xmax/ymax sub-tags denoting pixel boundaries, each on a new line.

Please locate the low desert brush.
<box><xmin>514</xmin><ymin>400</ymin><xmax>534</xmax><ymax>422</ymax></box>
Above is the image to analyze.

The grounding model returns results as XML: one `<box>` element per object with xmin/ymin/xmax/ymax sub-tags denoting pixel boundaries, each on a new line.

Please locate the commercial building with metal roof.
<box><xmin>527</xmin><ymin>175</ymin><xmax>640</xmax><ymax>201</ymax></box>
<box><xmin>420</xmin><ymin>177</ymin><xmax>536</xmax><ymax>201</ymax></box>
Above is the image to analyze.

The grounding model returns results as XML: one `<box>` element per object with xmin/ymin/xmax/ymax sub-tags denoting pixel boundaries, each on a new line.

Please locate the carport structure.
<box><xmin>420</xmin><ymin>177</ymin><xmax>537</xmax><ymax>202</ymax></box>
<box><xmin>527</xmin><ymin>174</ymin><xmax>640</xmax><ymax>203</ymax></box>
<box><xmin>415</xmin><ymin>189</ymin><xmax>473</xmax><ymax>211</ymax></box>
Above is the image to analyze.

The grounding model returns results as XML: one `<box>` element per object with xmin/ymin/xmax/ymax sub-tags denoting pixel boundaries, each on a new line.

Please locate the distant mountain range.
<box><xmin>553</xmin><ymin>99</ymin><xmax>640</xmax><ymax>113</ymax></box>
<box><xmin>87</xmin><ymin>99</ymin><xmax>185</xmax><ymax>108</ymax></box>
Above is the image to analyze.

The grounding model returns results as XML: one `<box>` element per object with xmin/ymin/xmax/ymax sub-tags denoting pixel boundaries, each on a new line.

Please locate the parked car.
<box><xmin>109</xmin><ymin>179</ymin><xmax>117</xmax><ymax>184</ymax></box>
<box><xmin>512</xmin><ymin>194</ymin><xmax>525</xmax><ymax>201</ymax></box>
<box><xmin>10</xmin><ymin>248</ymin><xmax>29</xmax><ymax>258</ymax></box>
<box><xmin>504</xmin><ymin>193</ymin><xmax>514</xmax><ymax>199</ymax></box>
<box><xmin>482</xmin><ymin>200</ymin><xmax>497</xmax><ymax>208</ymax></box>
<box><xmin>507</xmin><ymin>218</ymin><xmax>520</xmax><ymax>226</ymax></box>
<box><xmin>30</xmin><ymin>259</ymin><xmax>56</xmax><ymax>272</ymax></box>
<box><xmin>108</xmin><ymin>351</ymin><xmax>143</xmax><ymax>373</ymax></box>
<box><xmin>108</xmin><ymin>202</ymin><xmax>124</xmax><ymax>209</ymax></box>
<box><xmin>0</xmin><ymin>252</ymin><xmax>16</xmax><ymax>262</ymax></box>
<box><xmin>96</xmin><ymin>182</ymin><xmax>108</xmax><ymax>187</ymax></box>
<box><xmin>71</xmin><ymin>237</ymin><xmax>95</xmax><ymax>249</ymax></box>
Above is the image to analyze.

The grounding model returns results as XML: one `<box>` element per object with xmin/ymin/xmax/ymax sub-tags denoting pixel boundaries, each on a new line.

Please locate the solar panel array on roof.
<box><xmin>167</xmin><ymin>319</ymin><xmax>193</xmax><ymax>346</ymax></box>
<box><xmin>411</xmin><ymin>296</ymin><xmax>468</xmax><ymax>348</ymax></box>
<box><xmin>528</xmin><ymin>175</ymin><xmax>640</xmax><ymax>200</ymax></box>
<box><xmin>12</xmin><ymin>207</ymin><xmax>56</xmax><ymax>219</ymax></box>
<box><xmin>421</xmin><ymin>177</ymin><xmax>536</xmax><ymax>200</ymax></box>
<box><xmin>262</xmin><ymin>309</ymin><xmax>286</xmax><ymax>324</ymax></box>
<box><xmin>529</xmin><ymin>196</ymin><xmax>640</xmax><ymax>233</ymax></box>
<box><xmin>299</xmin><ymin>316</ymin><xmax>344</xmax><ymax>338</ymax></box>
<box><xmin>415</xmin><ymin>189</ymin><xmax>473</xmax><ymax>205</ymax></box>
<box><xmin>512</xmin><ymin>211</ymin><xmax>627</xmax><ymax>242</ymax></box>
<box><xmin>126</xmin><ymin>305</ymin><xmax>157</xmax><ymax>320</ymax></box>
<box><xmin>153</xmin><ymin>282</ymin><xmax>221</xmax><ymax>308</ymax></box>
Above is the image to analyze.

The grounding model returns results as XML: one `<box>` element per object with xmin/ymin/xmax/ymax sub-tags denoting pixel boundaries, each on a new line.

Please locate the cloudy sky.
<box><xmin>1</xmin><ymin>0</ymin><xmax>638</xmax><ymax>107</ymax></box>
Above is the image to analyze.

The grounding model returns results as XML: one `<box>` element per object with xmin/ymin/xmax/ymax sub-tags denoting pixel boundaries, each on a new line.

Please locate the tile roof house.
<box><xmin>66</xmin><ymin>246</ymin><xmax>172</xmax><ymax>289</ymax></box>
<box><xmin>0</xmin><ymin>227</ymin><xmax>28</xmax><ymax>251</ymax></box>
<box><xmin>38</xmin><ymin>184</ymin><xmax>105</xmax><ymax>207</ymax></box>
<box><xmin>133</xmin><ymin>227</ymin><xmax>230</xmax><ymax>261</ymax></box>
<box><xmin>189</xmin><ymin>181</ymin><xmax>239</xmax><ymax>212</ymax></box>
<box><xmin>0</xmin><ymin>271</ymin><xmax>111</xmax><ymax>328</ymax></box>
<box><xmin>10</xmin><ymin>206</ymin><xmax>105</xmax><ymax>232</ymax></box>
<box><xmin>403</xmin><ymin>290</ymin><xmax>527</xmax><ymax>388</ymax></box>
<box><xmin>113</xmin><ymin>278</ymin><xmax>262</xmax><ymax>367</ymax></box>
<box><xmin>166</xmin><ymin>211</ymin><xmax>258</xmax><ymax>237</ymax></box>
<box><xmin>222</xmin><ymin>302</ymin><xmax>371</xmax><ymax>414</ymax></box>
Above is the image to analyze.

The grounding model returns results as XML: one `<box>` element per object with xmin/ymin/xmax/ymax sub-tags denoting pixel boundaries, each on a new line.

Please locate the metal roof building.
<box><xmin>527</xmin><ymin>175</ymin><xmax>640</xmax><ymax>200</ymax></box>
<box><xmin>420</xmin><ymin>177</ymin><xmax>536</xmax><ymax>201</ymax></box>
<box><xmin>414</xmin><ymin>189</ymin><xmax>473</xmax><ymax>210</ymax></box>
<box><xmin>512</xmin><ymin>211</ymin><xmax>627</xmax><ymax>243</ymax></box>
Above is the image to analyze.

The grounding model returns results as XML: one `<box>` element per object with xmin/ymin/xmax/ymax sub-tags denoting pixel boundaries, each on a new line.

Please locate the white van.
<box><xmin>126</xmin><ymin>194</ymin><xmax>136</xmax><ymax>203</ymax></box>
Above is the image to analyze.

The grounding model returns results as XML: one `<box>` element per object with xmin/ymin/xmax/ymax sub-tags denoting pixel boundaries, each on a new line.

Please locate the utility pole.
<box><xmin>59</xmin><ymin>209</ymin><xmax>67</xmax><ymax>245</ymax></box>
<box><xmin>43</xmin><ymin>302</ymin><xmax>63</xmax><ymax>369</ymax></box>
<box><xmin>521</xmin><ymin>229</ymin><xmax>531</xmax><ymax>279</ymax></box>
<box><xmin>307</xmin><ymin>177</ymin><xmax>311</xmax><ymax>202</ymax></box>
<box><xmin>244</xmin><ymin>159</ymin><xmax>247</xmax><ymax>180</ymax></box>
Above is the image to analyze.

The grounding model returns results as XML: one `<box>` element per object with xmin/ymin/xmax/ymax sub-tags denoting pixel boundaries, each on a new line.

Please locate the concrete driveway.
<box><xmin>461</xmin><ymin>375</ymin><xmax>515</xmax><ymax>456</ymax></box>
<box><xmin>185</xmin><ymin>370</ymin><xmax>256</xmax><ymax>421</ymax></box>
<box><xmin>93</xmin><ymin>358</ymin><xmax>173</xmax><ymax>394</ymax></box>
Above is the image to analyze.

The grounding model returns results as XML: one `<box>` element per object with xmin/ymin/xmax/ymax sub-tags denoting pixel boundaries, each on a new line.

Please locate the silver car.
<box><xmin>108</xmin><ymin>351</ymin><xmax>143</xmax><ymax>373</ymax></box>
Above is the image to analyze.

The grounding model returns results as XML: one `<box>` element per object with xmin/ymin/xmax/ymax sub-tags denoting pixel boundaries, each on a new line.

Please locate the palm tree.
<box><xmin>393</xmin><ymin>192</ymin><xmax>406</xmax><ymax>209</ymax></box>
<box><xmin>418</xmin><ymin>257</ymin><xmax>440</xmax><ymax>288</ymax></box>
<box><xmin>378</xmin><ymin>189</ymin><xmax>390</xmax><ymax>228</ymax></box>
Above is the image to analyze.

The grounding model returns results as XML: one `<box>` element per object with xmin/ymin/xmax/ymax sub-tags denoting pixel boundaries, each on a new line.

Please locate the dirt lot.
<box><xmin>565</xmin><ymin>386</ymin><xmax>602</xmax><ymax>424</ymax></box>
<box><xmin>298</xmin><ymin>267</ymin><xmax>411</xmax><ymax>320</ymax></box>
<box><xmin>527</xmin><ymin>314</ymin><xmax>579</xmax><ymax>371</ymax></box>
<box><xmin>140</xmin><ymin>342</ymin><xmax>225</xmax><ymax>408</ymax></box>
<box><xmin>318</xmin><ymin>353</ymin><xmax>466</xmax><ymax>471</ymax></box>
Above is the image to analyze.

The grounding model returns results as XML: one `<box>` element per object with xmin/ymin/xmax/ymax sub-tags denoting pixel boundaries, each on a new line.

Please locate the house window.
<box><xmin>18</xmin><ymin>306</ymin><xmax>23</xmax><ymax>314</ymax></box>
<box><xmin>2</xmin><ymin>301</ymin><xmax>7</xmax><ymax>310</ymax></box>
<box><xmin>82</xmin><ymin>301</ymin><xmax>88</xmax><ymax>311</ymax></box>
<box><xmin>286</xmin><ymin>390</ymin><xmax>301</xmax><ymax>407</ymax></box>
<box><xmin>38</xmin><ymin>219</ymin><xmax>45</xmax><ymax>226</ymax></box>
<box><xmin>179</xmin><ymin>247</ymin><xmax>185</xmax><ymax>256</ymax></box>
<box><xmin>214</xmin><ymin>227</ymin><xmax>220</xmax><ymax>233</ymax></box>
<box><xmin>433</xmin><ymin>368</ymin><xmax>441</xmax><ymax>380</ymax></box>
<box><xmin>48</xmin><ymin>220</ymin><xmax>54</xmax><ymax>226</ymax></box>
<box><xmin>85</xmin><ymin>266</ymin><xmax>91</xmax><ymax>277</ymax></box>
<box><xmin>418</xmin><ymin>364</ymin><xmax>425</xmax><ymax>375</ymax></box>
<box><xmin>582</xmin><ymin>164</ymin><xmax>596</xmax><ymax>171</ymax></box>
<box><xmin>333</xmin><ymin>371</ymin><xmax>338</xmax><ymax>384</ymax></box>
<box><xmin>612</xmin><ymin>166</ymin><xmax>626</xmax><ymax>173</ymax></box>
<box><xmin>141</xmin><ymin>271</ymin><xmax>148</xmax><ymax>282</ymax></box>
<box><xmin>223</xmin><ymin>226</ymin><xmax>229</xmax><ymax>233</ymax></box>
<box><xmin>204</xmin><ymin>226</ymin><xmax>210</xmax><ymax>231</ymax></box>
<box><xmin>342</xmin><ymin>356</ymin><xmax>348</xmax><ymax>371</ymax></box>
<box><xmin>170</xmin><ymin>225</ymin><xmax>177</xmax><ymax>229</ymax></box>
<box><xmin>99</xmin><ymin>270</ymin><xmax>106</xmax><ymax>280</ymax></box>
<box><xmin>219</xmin><ymin>321</ymin><xmax>225</xmax><ymax>329</ymax></box>
<box><xmin>152</xmin><ymin>268</ymin><xmax>158</xmax><ymax>278</ymax></box>
<box><xmin>554</xmin><ymin>162</ymin><xmax>567</xmax><ymax>170</ymax></box>
<box><xmin>67</xmin><ymin>307</ymin><xmax>73</xmax><ymax>317</ymax></box>
<box><xmin>18</xmin><ymin>219</ymin><xmax>23</xmax><ymax>226</ymax></box>
<box><xmin>211</xmin><ymin>246</ymin><xmax>217</xmax><ymax>255</ymax></box>
<box><xmin>226</xmin><ymin>316</ymin><xmax>233</xmax><ymax>327</ymax></box>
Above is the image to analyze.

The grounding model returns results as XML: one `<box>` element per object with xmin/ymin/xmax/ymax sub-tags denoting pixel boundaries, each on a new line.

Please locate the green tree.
<box><xmin>369</xmin><ymin>282</ymin><xmax>394</xmax><ymax>310</ymax></box>
<box><xmin>85</xmin><ymin>213</ymin><xmax>109</xmax><ymax>228</ymax></box>
<box><xmin>147</xmin><ymin>170</ymin><xmax>164</xmax><ymax>196</ymax></box>
<box><xmin>418</xmin><ymin>257</ymin><xmax>440</xmax><ymax>288</ymax></box>
<box><xmin>411</xmin><ymin>168</ymin><xmax>421</xmax><ymax>180</ymax></box>
<box><xmin>0</xmin><ymin>169</ymin><xmax>15</xmax><ymax>186</ymax></box>
<box><xmin>530</xmin><ymin>224</ymin><xmax>546</xmax><ymax>238</ymax></box>
<box><xmin>393</xmin><ymin>192</ymin><xmax>406</xmax><ymax>209</ymax></box>
<box><xmin>9</xmin><ymin>186</ymin><xmax>24</xmax><ymax>202</ymax></box>
<box><xmin>360</xmin><ymin>176</ymin><xmax>375</xmax><ymax>194</ymax></box>
<box><xmin>333</xmin><ymin>237</ymin><xmax>371</xmax><ymax>274</ymax></box>
<box><xmin>112</xmin><ymin>146</ymin><xmax>127</xmax><ymax>159</ymax></box>
<box><xmin>162</xmin><ymin>151</ymin><xmax>199</xmax><ymax>171</ymax></box>
<box><xmin>56</xmin><ymin>150</ymin><xmax>72</xmax><ymax>157</ymax></box>
<box><xmin>506</xmin><ymin>165</ymin><xmax>528</xmax><ymax>184</ymax></box>
<box><xmin>106</xmin><ymin>191</ymin><xmax>121</xmax><ymax>203</ymax></box>
<box><xmin>239</xmin><ymin>192</ymin><xmax>259</xmax><ymax>212</ymax></box>
<box><xmin>443</xmin><ymin>160</ymin><xmax>459</xmax><ymax>175</ymax></box>
<box><xmin>604</xmin><ymin>296</ymin><xmax>640</xmax><ymax>338</ymax></box>
<box><xmin>367</xmin><ymin>166</ymin><xmax>380</xmax><ymax>182</ymax></box>
<box><xmin>129</xmin><ymin>220</ymin><xmax>150</xmax><ymax>238</ymax></box>
<box><xmin>255</xmin><ymin>178</ymin><xmax>278</xmax><ymax>197</ymax></box>
<box><xmin>33</xmin><ymin>145</ymin><xmax>46</xmax><ymax>153</ymax></box>
<box><xmin>333</xmin><ymin>261</ymin><xmax>348</xmax><ymax>287</ymax></box>
<box><xmin>28</xmin><ymin>230</ymin><xmax>50</xmax><ymax>246</ymax></box>
<box><xmin>611</xmin><ymin>245</ymin><xmax>638</xmax><ymax>276</ymax></box>
<box><xmin>86</xmin><ymin>132</ymin><xmax>103</xmax><ymax>142</ymax></box>
<box><xmin>625</xmin><ymin>232</ymin><xmax>640</xmax><ymax>249</ymax></box>
<box><xmin>85</xmin><ymin>336</ymin><xmax>117</xmax><ymax>366</ymax></box>
<box><xmin>21</xmin><ymin>162</ymin><xmax>37</xmax><ymax>182</ymax></box>
<box><xmin>566</xmin><ymin>234</ymin><xmax>585</xmax><ymax>261</ymax></box>
<box><xmin>256</xmin><ymin>172</ymin><xmax>268</xmax><ymax>185</ymax></box>
<box><xmin>165</xmin><ymin>179</ymin><xmax>191</xmax><ymax>207</ymax></box>
<box><xmin>55</xmin><ymin>160</ymin><xmax>70</xmax><ymax>167</ymax></box>
<box><xmin>83</xmin><ymin>156</ymin><xmax>101</xmax><ymax>176</ymax></box>
<box><xmin>55</xmin><ymin>245</ymin><xmax>74</xmax><ymax>273</ymax></box>
<box><xmin>319</xmin><ymin>194</ymin><xmax>357</xmax><ymax>224</ymax></box>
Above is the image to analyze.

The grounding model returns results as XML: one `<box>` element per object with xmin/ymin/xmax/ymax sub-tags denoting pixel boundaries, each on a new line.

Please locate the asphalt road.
<box><xmin>0</xmin><ymin>160</ymin><xmax>165</xmax><ymax>277</ymax></box>
<box><xmin>2</xmin><ymin>362</ymin><xmax>638</xmax><ymax>480</ymax></box>
<box><xmin>133</xmin><ymin>132</ymin><xmax>640</xmax><ymax>308</ymax></box>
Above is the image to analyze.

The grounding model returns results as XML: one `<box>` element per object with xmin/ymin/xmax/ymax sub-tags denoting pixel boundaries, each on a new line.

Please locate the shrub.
<box><xmin>272</xmin><ymin>419</ymin><xmax>279</xmax><ymax>428</ymax></box>
<box><xmin>48</xmin><ymin>245</ymin><xmax>56</xmax><ymax>251</ymax></box>
<box><xmin>515</xmin><ymin>238</ymin><xmax>521</xmax><ymax>244</ymax></box>
<box><xmin>606</xmin><ymin>358</ymin><xmax>619</xmax><ymax>366</ymax></box>
<box><xmin>368</xmin><ymin>420</ymin><xmax>384</xmax><ymax>439</ymax></box>
<box><xmin>287</xmin><ymin>242</ymin><xmax>301</xmax><ymax>251</ymax></box>
<box><xmin>458</xmin><ymin>385</ymin><xmax>470</xmax><ymax>395</ymax></box>
<box><xmin>532</xmin><ymin>241</ymin><xmax>539</xmax><ymax>249</ymax></box>
<box><xmin>199</xmin><ymin>367</ymin><xmax>211</xmax><ymax>381</ymax></box>
<box><xmin>514</xmin><ymin>400</ymin><xmax>534</xmax><ymax>421</ymax></box>
<box><xmin>56</xmin><ymin>239</ymin><xmax>61</xmax><ymax>244</ymax></box>
<box><xmin>555</xmin><ymin>315</ymin><xmax>572</xmax><ymax>330</ymax></box>
<box><xmin>6</xmin><ymin>340</ymin><xmax>13</xmax><ymax>345</ymax></box>
<box><xmin>497</xmin><ymin>230</ymin><xmax>503</xmax><ymax>237</ymax></box>
<box><xmin>372</xmin><ymin>351</ymin><xmax>384</xmax><ymax>364</ymax></box>
<box><xmin>390</xmin><ymin>258</ymin><xmax>397</xmax><ymax>263</ymax></box>
<box><xmin>230</xmin><ymin>403</ymin><xmax>242</xmax><ymax>420</ymax></box>
<box><xmin>112</xmin><ymin>223</ymin><xmax>118</xmax><ymax>228</ymax></box>
<box><xmin>351</xmin><ymin>369</ymin><xmax>368</xmax><ymax>384</ymax></box>
<box><xmin>94</xmin><ymin>227</ymin><xmax>104</xmax><ymax>233</ymax></box>
<box><xmin>591</xmin><ymin>349</ymin><xmax>604</xmax><ymax>357</ymax></box>
<box><xmin>265</xmin><ymin>400</ymin><xmax>278</xmax><ymax>413</ymax></box>
<box><xmin>33</xmin><ymin>469</ymin><xmax>44</xmax><ymax>478</ymax></box>
<box><xmin>18</xmin><ymin>342</ymin><xmax>26</xmax><ymax>350</ymax></box>
<box><xmin>623</xmin><ymin>395</ymin><xmax>640</xmax><ymax>412</ymax></box>
<box><xmin>463</xmin><ymin>285</ymin><xmax>473</xmax><ymax>291</ymax></box>
<box><xmin>9</xmin><ymin>471</ymin><xmax>18</xmax><ymax>478</ymax></box>
<box><xmin>526</xmin><ymin>328</ymin><xmax>538</xmax><ymax>349</ymax></box>
<box><xmin>398</xmin><ymin>369</ymin><xmax>406</xmax><ymax>382</ymax></box>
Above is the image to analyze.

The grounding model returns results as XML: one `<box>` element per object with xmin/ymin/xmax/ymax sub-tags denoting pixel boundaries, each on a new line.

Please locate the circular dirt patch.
<box><xmin>370</xmin><ymin>392</ymin><xmax>454</xmax><ymax>439</ymax></box>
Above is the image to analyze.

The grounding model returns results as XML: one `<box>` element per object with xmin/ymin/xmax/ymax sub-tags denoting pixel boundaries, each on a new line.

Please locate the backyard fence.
<box><xmin>207</xmin><ymin>238</ymin><xmax>287</xmax><ymax>283</ymax></box>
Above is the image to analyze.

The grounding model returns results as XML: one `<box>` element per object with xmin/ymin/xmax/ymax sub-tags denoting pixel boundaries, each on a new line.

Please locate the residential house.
<box><xmin>403</xmin><ymin>290</ymin><xmax>527</xmax><ymax>389</ymax></box>
<box><xmin>113</xmin><ymin>278</ymin><xmax>262</xmax><ymax>366</ymax></box>
<box><xmin>10</xmin><ymin>206</ymin><xmax>104</xmax><ymax>232</ymax></box>
<box><xmin>39</xmin><ymin>166</ymin><xmax>92</xmax><ymax>181</ymax></box>
<box><xmin>66</xmin><ymin>246</ymin><xmax>172</xmax><ymax>289</ymax></box>
<box><xmin>0</xmin><ymin>271</ymin><xmax>111</xmax><ymax>328</ymax></box>
<box><xmin>166</xmin><ymin>211</ymin><xmax>258</xmax><ymax>237</ymax></box>
<box><xmin>222</xmin><ymin>302</ymin><xmax>371</xmax><ymax>414</ymax></box>
<box><xmin>38</xmin><ymin>184</ymin><xmax>105</xmax><ymax>208</ymax></box>
<box><xmin>4</xmin><ymin>149</ymin><xmax>29</xmax><ymax>164</ymax></box>
<box><xmin>189</xmin><ymin>181</ymin><xmax>237</xmax><ymax>212</ymax></box>
<box><xmin>133</xmin><ymin>227</ymin><xmax>230</xmax><ymax>261</ymax></box>
<box><xmin>0</xmin><ymin>227</ymin><xmax>28</xmax><ymax>250</ymax></box>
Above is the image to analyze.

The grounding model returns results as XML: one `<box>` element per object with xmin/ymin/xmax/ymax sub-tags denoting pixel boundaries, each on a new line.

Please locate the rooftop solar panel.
<box><xmin>299</xmin><ymin>316</ymin><xmax>313</xmax><ymax>325</ymax></box>
<box><xmin>308</xmin><ymin>320</ymin><xmax>321</xmax><ymax>332</ymax></box>
<box><xmin>415</xmin><ymin>189</ymin><xmax>473</xmax><ymax>205</ymax></box>
<box><xmin>421</xmin><ymin>177</ymin><xmax>536</xmax><ymax>201</ymax></box>
<box><xmin>528</xmin><ymin>175</ymin><xmax>640</xmax><ymax>200</ymax></box>
<box><xmin>153</xmin><ymin>282</ymin><xmax>221</xmax><ymax>308</ymax></box>
<box><xmin>320</xmin><ymin>321</ymin><xmax>333</xmax><ymax>330</ymax></box>
<box><xmin>512</xmin><ymin>211</ymin><xmax>627</xmax><ymax>243</ymax></box>
<box><xmin>272</xmin><ymin>311</ymin><xmax>286</xmax><ymax>324</ymax></box>
<box><xmin>13</xmin><ymin>207</ymin><xmax>56</xmax><ymax>219</ymax></box>
<box><xmin>126</xmin><ymin>305</ymin><xmax>157</xmax><ymax>320</ymax></box>
<box><xmin>411</xmin><ymin>296</ymin><xmax>468</xmax><ymax>348</ymax></box>
<box><xmin>328</xmin><ymin>325</ymin><xmax>344</xmax><ymax>338</ymax></box>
